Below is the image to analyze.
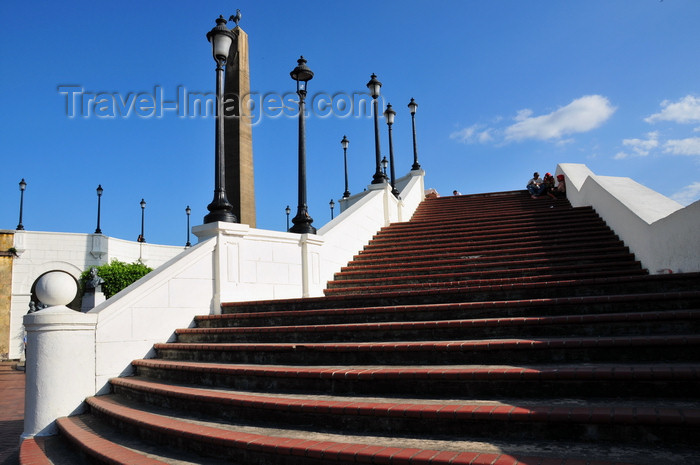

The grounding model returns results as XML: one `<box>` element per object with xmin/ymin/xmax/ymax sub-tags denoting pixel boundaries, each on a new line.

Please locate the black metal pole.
<box><xmin>16</xmin><ymin>179</ymin><xmax>26</xmax><ymax>230</ymax></box>
<box><xmin>95</xmin><ymin>185</ymin><xmax>103</xmax><ymax>234</ymax></box>
<box><xmin>371</xmin><ymin>96</ymin><xmax>385</xmax><ymax>184</ymax></box>
<box><xmin>409</xmin><ymin>98</ymin><xmax>421</xmax><ymax>170</ymax></box>
<box><xmin>342</xmin><ymin>136</ymin><xmax>350</xmax><ymax>198</ymax></box>
<box><xmin>387</xmin><ymin>118</ymin><xmax>399</xmax><ymax>197</ymax></box>
<box><xmin>185</xmin><ymin>206</ymin><xmax>191</xmax><ymax>247</ymax></box>
<box><xmin>330</xmin><ymin>199</ymin><xmax>335</xmax><ymax>219</ymax></box>
<box><xmin>289</xmin><ymin>85</ymin><xmax>316</xmax><ymax>234</ymax></box>
<box><xmin>138</xmin><ymin>199</ymin><xmax>146</xmax><ymax>243</ymax></box>
<box><xmin>204</xmin><ymin>57</ymin><xmax>237</xmax><ymax>224</ymax></box>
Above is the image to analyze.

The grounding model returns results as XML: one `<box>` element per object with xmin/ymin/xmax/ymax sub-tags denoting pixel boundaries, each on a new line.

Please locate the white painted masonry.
<box><xmin>23</xmin><ymin>272</ymin><xmax>97</xmax><ymax>438</ymax></box>
<box><xmin>5</xmin><ymin>231</ymin><xmax>186</xmax><ymax>360</ymax></box>
<box><xmin>557</xmin><ymin>163</ymin><xmax>700</xmax><ymax>274</ymax></box>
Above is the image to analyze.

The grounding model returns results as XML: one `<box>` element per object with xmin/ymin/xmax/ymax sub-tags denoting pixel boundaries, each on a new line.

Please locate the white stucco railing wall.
<box><xmin>191</xmin><ymin>222</ymin><xmax>307</xmax><ymax>307</ymax></box>
<box><xmin>6</xmin><ymin>231</ymin><xmax>186</xmax><ymax>360</ymax></box>
<box><xmin>397</xmin><ymin>170</ymin><xmax>427</xmax><ymax>219</ymax></box>
<box><xmin>317</xmin><ymin>170</ymin><xmax>425</xmax><ymax>296</ymax></box>
<box><xmin>557</xmin><ymin>163</ymin><xmax>700</xmax><ymax>273</ymax></box>
<box><xmin>91</xmin><ymin>239</ymin><xmax>217</xmax><ymax>393</ymax></box>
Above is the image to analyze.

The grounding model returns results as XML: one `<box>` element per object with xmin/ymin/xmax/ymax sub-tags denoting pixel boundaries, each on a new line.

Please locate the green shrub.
<box><xmin>80</xmin><ymin>260</ymin><xmax>153</xmax><ymax>299</ymax></box>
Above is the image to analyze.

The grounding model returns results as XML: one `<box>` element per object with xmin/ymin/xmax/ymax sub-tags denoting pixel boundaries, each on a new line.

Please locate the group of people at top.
<box><xmin>527</xmin><ymin>172</ymin><xmax>565</xmax><ymax>199</ymax></box>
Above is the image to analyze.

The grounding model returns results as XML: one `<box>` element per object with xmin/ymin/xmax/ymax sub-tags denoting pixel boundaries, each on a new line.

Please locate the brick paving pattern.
<box><xmin>0</xmin><ymin>362</ymin><xmax>24</xmax><ymax>465</ymax></box>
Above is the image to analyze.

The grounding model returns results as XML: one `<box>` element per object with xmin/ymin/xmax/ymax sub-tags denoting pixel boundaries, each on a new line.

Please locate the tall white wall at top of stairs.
<box><xmin>557</xmin><ymin>163</ymin><xmax>700</xmax><ymax>273</ymax></box>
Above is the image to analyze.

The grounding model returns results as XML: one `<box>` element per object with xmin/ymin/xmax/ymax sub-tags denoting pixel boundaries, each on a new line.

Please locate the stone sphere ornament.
<box><xmin>35</xmin><ymin>271</ymin><xmax>77</xmax><ymax>307</ymax></box>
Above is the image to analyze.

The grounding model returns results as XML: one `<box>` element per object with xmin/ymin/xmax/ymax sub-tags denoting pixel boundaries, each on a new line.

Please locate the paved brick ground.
<box><xmin>0</xmin><ymin>362</ymin><xmax>24</xmax><ymax>465</ymax></box>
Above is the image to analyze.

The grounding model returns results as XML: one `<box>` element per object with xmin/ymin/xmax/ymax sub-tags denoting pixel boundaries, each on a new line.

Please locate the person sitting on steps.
<box><xmin>526</xmin><ymin>172</ymin><xmax>545</xmax><ymax>198</ymax></box>
<box><xmin>555</xmin><ymin>174</ymin><xmax>566</xmax><ymax>195</ymax></box>
<box><xmin>542</xmin><ymin>173</ymin><xmax>557</xmax><ymax>199</ymax></box>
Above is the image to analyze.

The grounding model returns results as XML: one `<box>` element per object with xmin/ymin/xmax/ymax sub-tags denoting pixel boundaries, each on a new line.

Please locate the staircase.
<box><xmin>22</xmin><ymin>191</ymin><xmax>700</xmax><ymax>465</ymax></box>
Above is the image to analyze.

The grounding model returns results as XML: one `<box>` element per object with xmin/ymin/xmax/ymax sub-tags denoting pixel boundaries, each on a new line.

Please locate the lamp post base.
<box><xmin>204</xmin><ymin>210</ymin><xmax>238</xmax><ymax>224</ymax></box>
<box><xmin>289</xmin><ymin>224</ymin><xmax>316</xmax><ymax>234</ymax></box>
<box><xmin>204</xmin><ymin>195</ymin><xmax>237</xmax><ymax>224</ymax></box>
<box><xmin>371</xmin><ymin>173</ymin><xmax>388</xmax><ymax>184</ymax></box>
<box><xmin>289</xmin><ymin>212</ymin><xmax>316</xmax><ymax>234</ymax></box>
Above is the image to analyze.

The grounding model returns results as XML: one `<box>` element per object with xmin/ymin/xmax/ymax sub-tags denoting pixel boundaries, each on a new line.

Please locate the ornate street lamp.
<box><xmin>285</xmin><ymin>205</ymin><xmax>291</xmax><ymax>231</ymax></box>
<box><xmin>203</xmin><ymin>15</ymin><xmax>237</xmax><ymax>224</ymax></box>
<box><xmin>383</xmin><ymin>103</ymin><xmax>399</xmax><ymax>197</ymax></box>
<box><xmin>367</xmin><ymin>74</ymin><xmax>386</xmax><ymax>184</ymax></box>
<box><xmin>95</xmin><ymin>184</ymin><xmax>103</xmax><ymax>234</ymax></box>
<box><xmin>341</xmin><ymin>135</ymin><xmax>350</xmax><ymax>198</ymax></box>
<box><xmin>381</xmin><ymin>156</ymin><xmax>388</xmax><ymax>177</ymax></box>
<box><xmin>329</xmin><ymin>199</ymin><xmax>335</xmax><ymax>219</ymax></box>
<box><xmin>137</xmin><ymin>198</ymin><xmax>146</xmax><ymax>243</ymax></box>
<box><xmin>288</xmin><ymin>56</ymin><xmax>316</xmax><ymax>234</ymax></box>
<box><xmin>185</xmin><ymin>206</ymin><xmax>192</xmax><ymax>247</ymax></box>
<box><xmin>408</xmin><ymin>98</ymin><xmax>421</xmax><ymax>170</ymax></box>
<box><xmin>17</xmin><ymin>178</ymin><xmax>26</xmax><ymax>230</ymax></box>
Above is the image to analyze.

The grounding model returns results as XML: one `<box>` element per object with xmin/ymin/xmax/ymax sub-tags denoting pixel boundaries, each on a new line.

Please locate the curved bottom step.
<box><xmin>40</xmin><ymin>394</ymin><xmax>700</xmax><ymax>465</ymax></box>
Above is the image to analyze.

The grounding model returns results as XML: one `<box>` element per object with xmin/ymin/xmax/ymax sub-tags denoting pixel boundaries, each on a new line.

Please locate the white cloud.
<box><xmin>449</xmin><ymin>124</ymin><xmax>479</xmax><ymax>143</ymax></box>
<box><xmin>663</xmin><ymin>137</ymin><xmax>700</xmax><ymax>156</ymax></box>
<box><xmin>514</xmin><ymin>109</ymin><xmax>533</xmax><ymax>121</ymax></box>
<box><xmin>614</xmin><ymin>131</ymin><xmax>660</xmax><ymax>159</ymax></box>
<box><xmin>449</xmin><ymin>124</ymin><xmax>495</xmax><ymax>145</ymax></box>
<box><xmin>505</xmin><ymin>95</ymin><xmax>616</xmax><ymax>141</ymax></box>
<box><xmin>478</xmin><ymin>128</ymin><xmax>494</xmax><ymax>143</ymax></box>
<box><xmin>645</xmin><ymin>95</ymin><xmax>700</xmax><ymax>124</ymax></box>
<box><xmin>670</xmin><ymin>182</ymin><xmax>700</xmax><ymax>206</ymax></box>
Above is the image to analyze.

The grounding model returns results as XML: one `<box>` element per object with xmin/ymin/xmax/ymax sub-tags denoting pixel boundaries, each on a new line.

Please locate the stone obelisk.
<box><xmin>223</xmin><ymin>25</ymin><xmax>256</xmax><ymax>227</ymax></box>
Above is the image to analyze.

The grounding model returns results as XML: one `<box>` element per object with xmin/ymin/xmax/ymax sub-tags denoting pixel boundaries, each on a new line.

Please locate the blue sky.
<box><xmin>1</xmin><ymin>1</ymin><xmax>699</xmax><ymax>246</ymax></box>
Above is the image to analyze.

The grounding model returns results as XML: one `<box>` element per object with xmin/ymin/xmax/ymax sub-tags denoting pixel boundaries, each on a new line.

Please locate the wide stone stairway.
<box><xmin>22</xmin><ymin>191</ymin><xmax>700</xmax><ymax>464</ymax></box>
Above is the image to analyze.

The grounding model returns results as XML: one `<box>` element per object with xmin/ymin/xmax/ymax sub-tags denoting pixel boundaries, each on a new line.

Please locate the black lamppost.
<box><xmin>384</xmin><ymin>103</ymin><xmax>399</xmax><ymax>197</ymax></box>
<box><xmin>341</xmin><ymin>135</ymin><xmax>350</xmax><ymax>199</ymax></box>
<box><xmin>367</xmin><ymin>73</ymin><xmax>386</xmax><ymax>184</ymax></box>
<box><xmin>185</xmin><ymin>206</ymin><xmax>192</xmax><ymax>247</ymax></box>
<box><xmin>381</xmin><ymin>156</ymin><xmax>388</xmax><ymax>177</ymax></box>
<box><xmin>329</xmin><ymin>199</ymin><xmax>335</xmax><ymax>219</ymax></box>
<box><xmin>285</xmin><ymin>205</ymin><xmax>291</xmax><ymax>230</ymax></box>
<box><xmin>289</xmin><ymin>56</ymin><xmax>316</xmax><ymax>235</ymax></box>
<box><xmin>95</xmin><ymin>184</ymin><xmax>103</xmax><ymax>234</ymax></box>
<box><xmin>16</xmin><ymin>178</ymin><xmax>26</xmax><ymax>230</ymax></box>
<box><xmin>137</xmin><ymin>199</ymin><xmax>146</xmax><ymax>243</ymax></box>
<box><xmin>203</xmin><ymin>15</ymin><xmax>237</xmax><ymax>224</ymax></box>
<box><xmin>408</xmin><ymin>98</ymin><xmax>421</xmax><ymax>170</ymax></box>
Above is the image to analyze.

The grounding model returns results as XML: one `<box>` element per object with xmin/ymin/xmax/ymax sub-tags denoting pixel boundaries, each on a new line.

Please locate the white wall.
<box><xmin>6</xmin><ymin>231</ymin><xmax>185</xmax><ymax>359</ymax></box>
<box><xmin>557</xmin><ymin>163</ymin><xmax>700</xmax><ymax>273</ymax></box>
<box><xmin>92</xmin><ymin>239</ymin><xmax>216</xmax><ymax>393</ymax></box>
<box><xmin>318</xmin><ymin>170</ymin><xmax>425</xmax><ymax>295</ymax></box>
